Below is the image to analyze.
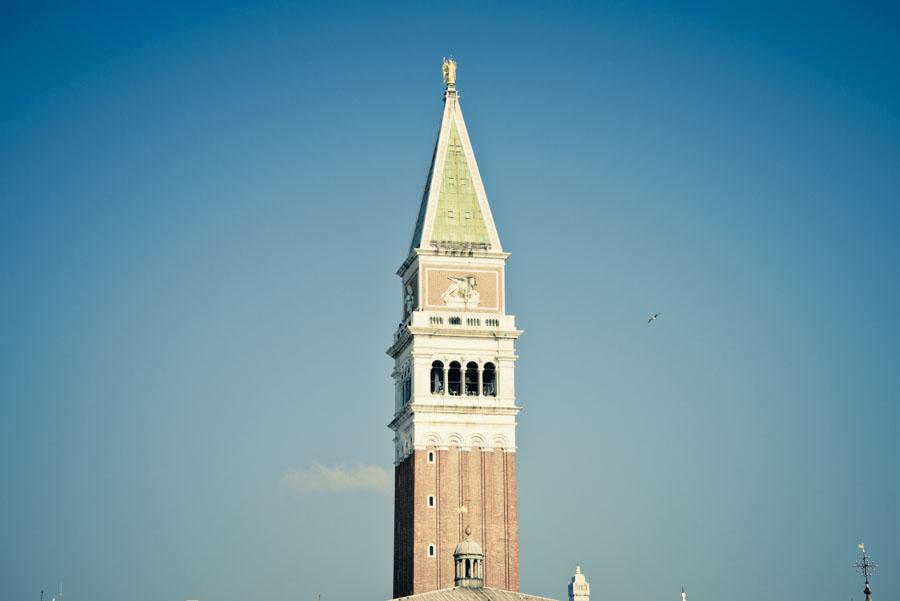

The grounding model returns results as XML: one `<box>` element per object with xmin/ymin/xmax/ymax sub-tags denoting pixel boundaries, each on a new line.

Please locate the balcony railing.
<box><xmin>410</xmin><ymin>312</ymin><xmax>516</xmax><ymax>331</ymax></box>
<box><xmin>430</xmin><ymin>384</ymin><xmax>497</xmax><ymax>397</ymax></box>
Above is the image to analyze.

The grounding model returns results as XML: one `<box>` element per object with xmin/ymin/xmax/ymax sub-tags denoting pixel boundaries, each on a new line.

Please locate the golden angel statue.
<box><xmin>442</xmin><ymin>57</ymin><xmax>457</xmax><ymax>86</ymax></box>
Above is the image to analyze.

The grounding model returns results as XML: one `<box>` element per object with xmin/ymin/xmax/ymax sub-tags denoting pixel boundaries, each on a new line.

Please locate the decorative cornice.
<box><xmin>408</xmin><ymin>325</ymin><xmax>523</xmax><ymax>340</ymax></box>
<box><xmin>407</xmin><ymin>403</ymin><xmax>521</xmax><ymax>416</ymax></box>
<box><xmin>386</xmin><ymin>326</ymin><xmax>412</xmax><ymax>357</ymax></box>
<box><xmin>389</xmin><ymin>401</ymin><xmax>520</xmax><ymax>429</ymax></box>
<box><xmin>397</xmin><ymin>247</ymin><xmax>511</xmax><ymax>277</ymax></box>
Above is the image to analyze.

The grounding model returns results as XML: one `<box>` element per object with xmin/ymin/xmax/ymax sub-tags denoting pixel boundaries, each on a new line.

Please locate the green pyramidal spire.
<box><xmin>409</xmin><ymin>60</ymin><xmax>502</xmax><ymax>254</ymax></box>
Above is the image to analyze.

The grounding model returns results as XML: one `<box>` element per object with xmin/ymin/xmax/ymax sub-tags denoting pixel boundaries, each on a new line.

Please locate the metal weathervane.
<box><xmin>854</xmin><ymin>543</ymin><xmax>877</xmax><ymax>601</ymax></box>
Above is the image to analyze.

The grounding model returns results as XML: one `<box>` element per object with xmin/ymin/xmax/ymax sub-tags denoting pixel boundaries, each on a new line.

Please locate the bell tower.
<box><xmin>388</xmin><ymin>59</ymin><xmax>522</xmax><ymax>598</ymax></box>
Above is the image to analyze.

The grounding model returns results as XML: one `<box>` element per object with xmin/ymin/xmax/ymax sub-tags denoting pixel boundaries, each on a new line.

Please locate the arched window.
<box><xmin>430</xmin><ymin>361</ymin><xmax>444</xmax><ymax>394</ymax></box>
<box><xmin>482</xmin><ymin>362</ymin><xmax>496</xmax><ymax>397</ymax></box>
<box><xmin>427</xmin><ymin>450</ymin><xmax>435</xmax><ymax>463</ymax></box>
<box><xmin>465</xmin><ymin>362</ymin><xmax>479</xmax><ymax>396</ymax></box>
<box><xmin>465</xmin><ymin>558</ymin><xmax>471</xmax><ymax>578</ymax></box>
<box><xmin>427</xmin><ymin>495</ymin><xmax>435</xmax><ymax>507</ymax></box>
<box><xmin>448</xmin><ymin>361</ymin><xmax>462</xmax><ymax>396</ymax></box>
<box><xmin>428</xmin><ymin>544</ymin><xmax>435</xmax><ymax>557</ymax></box>
<box><xmin>401</xmin><ymin>371</ymin><xmax>411</xmax><ymax>405</ymax></box>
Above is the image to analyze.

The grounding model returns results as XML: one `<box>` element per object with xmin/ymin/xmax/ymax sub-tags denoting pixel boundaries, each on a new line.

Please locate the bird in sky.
<box><xmin>648</xmin><ymin>312</ymin><xmax>661</xmax><ymax>324</ymax></box>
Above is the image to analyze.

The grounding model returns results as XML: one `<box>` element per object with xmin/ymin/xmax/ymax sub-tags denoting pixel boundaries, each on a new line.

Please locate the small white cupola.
<box><xmin>568</xmin><ymin>565</ymin><xmax>590</xmax><ymax>601</ymax></box>
<box><xmin>453</xmin><ymin>527</ymin><xmax>484</xmax><ymax>588</ymax></box>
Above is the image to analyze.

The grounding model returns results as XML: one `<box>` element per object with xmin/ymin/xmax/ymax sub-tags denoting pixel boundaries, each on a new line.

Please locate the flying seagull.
<box><xmin>648</xmin><ymin>313</ymin><xmax>661</xmax><ymax>324</ymax></box>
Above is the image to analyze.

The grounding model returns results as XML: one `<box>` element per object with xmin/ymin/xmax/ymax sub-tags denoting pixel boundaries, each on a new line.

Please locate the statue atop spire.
<box><xmin>442</xmin><ymin>57</ymin><xmax>457</xmax><ymax>87</ymax></box>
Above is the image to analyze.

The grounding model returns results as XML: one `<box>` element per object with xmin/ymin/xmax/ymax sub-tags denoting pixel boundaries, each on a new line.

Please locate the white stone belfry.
<box><xmin>568</xmin><ymin>565</ymin><xmax>590</xmax><ymax>601</ymax></box>
<box><xmin>387</xmin><ymin>57</ymin><xmax>521</xmax><ymax>463</ymax></box>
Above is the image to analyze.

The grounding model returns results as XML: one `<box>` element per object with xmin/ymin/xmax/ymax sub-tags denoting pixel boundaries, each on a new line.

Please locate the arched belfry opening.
<box><xmin>448</xmin><ymin>361</ymin><xmax>462</xmax><ymax>396</ymax></box>
<box><xmin>453</xmin><ymin>526</ymin><xmax>484</xmax><ymax>588</ymax></box>
<box><xmin>482</xmin><ymin>362</ymin><xmax>497</xmax><ymax>396</ymax></box>
<box><xmin>465</xmin><ymin>362</ymin><xmax>479</xmax><ymax>396</ymax></box>
<box><xmin>431</xmin><ymin>360</ymin><xmax>444</xmax><ymax>394</ymax></box>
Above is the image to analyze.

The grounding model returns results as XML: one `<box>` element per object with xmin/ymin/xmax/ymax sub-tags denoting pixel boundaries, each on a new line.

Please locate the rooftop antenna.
<box><xmin>855</xmin><ymin>543</ymin><xmax>877</xmax><ymax>601</ymax></box>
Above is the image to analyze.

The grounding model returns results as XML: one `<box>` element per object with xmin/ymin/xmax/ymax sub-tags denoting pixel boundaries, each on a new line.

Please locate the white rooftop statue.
<box><xmin>568</xmin><ymin>565</ymin><xmax>590</xmax><ymax>601</ymax></box>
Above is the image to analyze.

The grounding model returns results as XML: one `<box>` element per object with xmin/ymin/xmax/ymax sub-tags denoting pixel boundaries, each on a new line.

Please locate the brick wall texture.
<box><xmin>393</xmin><ymin>447</ymin><xmax>519</xmax><ymax>597</ymax></box>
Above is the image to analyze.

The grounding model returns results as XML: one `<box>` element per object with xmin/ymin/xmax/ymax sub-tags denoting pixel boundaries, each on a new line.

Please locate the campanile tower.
<box><xmin>388</xmin><ymin>59</ymin><xmax>522</xmax><ymax>598</ymax></box>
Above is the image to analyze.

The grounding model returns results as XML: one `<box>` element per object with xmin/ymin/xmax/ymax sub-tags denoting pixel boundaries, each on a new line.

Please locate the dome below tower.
<box><xmin>453</xmin><ymin>527</ymin><xmax>485</xmax><ymax>589</ymax></box>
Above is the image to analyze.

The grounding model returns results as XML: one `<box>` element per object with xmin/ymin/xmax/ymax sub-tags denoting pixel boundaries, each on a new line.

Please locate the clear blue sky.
<box><xmin>2</xmin><ymin>2</ymin><xmax>898</xmax><ymax>601</ymax></box>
